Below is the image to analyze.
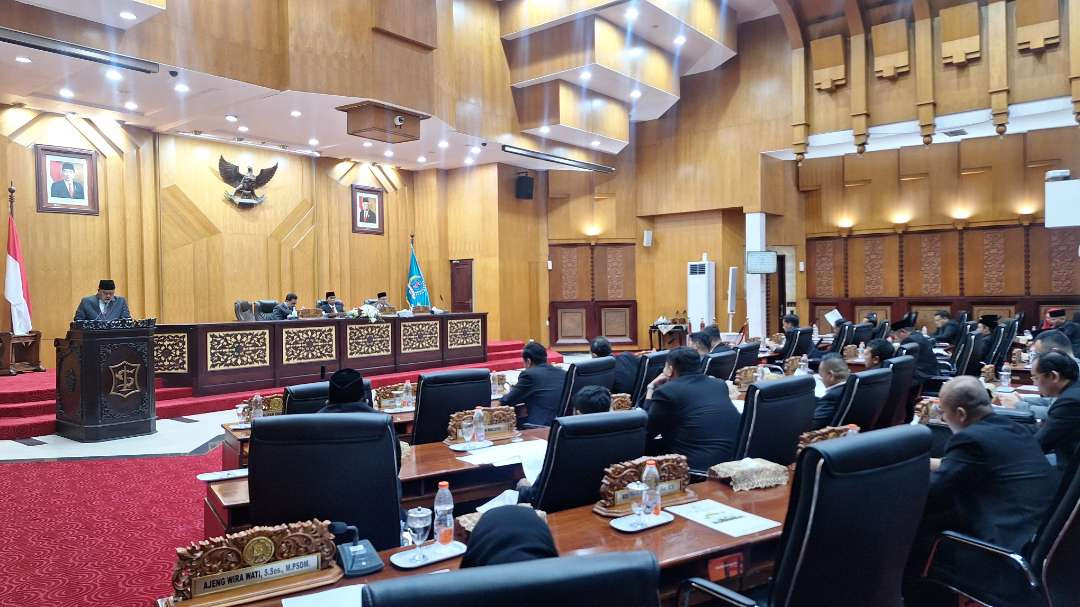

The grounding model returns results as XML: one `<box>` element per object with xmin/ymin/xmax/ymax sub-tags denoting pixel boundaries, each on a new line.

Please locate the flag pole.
<box><xmin>8</xmin><ymin>181</ymin><xmax>14</xmax><ymax>217</ymax></box>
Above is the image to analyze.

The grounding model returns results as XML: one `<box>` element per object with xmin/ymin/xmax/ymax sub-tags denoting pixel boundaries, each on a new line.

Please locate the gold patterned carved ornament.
<box><xmin>154</xmin><ymin>333</ymin><xmax>189</xmax><ymax>373</ymax></box>
<box><xmin>610</xmin><ymin>393</ymin><xmax>633</xmax><ymax>411</ymax></box>
<box><xmin>108</xmin><ymin>361</ymin><xmax>141</xmax><ymax>398</ymax></box>
<box><xmin>446</xmin><ymin>406</ymin><xmax>519</xmax><ymax>443</ymax></box>
<box><xmin>593</xmin><ymin>454</ymin><xmax>697</xmax><ymax>517</ymax></box>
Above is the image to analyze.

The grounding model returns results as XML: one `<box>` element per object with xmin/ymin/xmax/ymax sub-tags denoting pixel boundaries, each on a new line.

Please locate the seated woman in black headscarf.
<box><xmin>460</xmin><ymin>505</ymin><xmax>558</xmax><ymax>568</ymax></box>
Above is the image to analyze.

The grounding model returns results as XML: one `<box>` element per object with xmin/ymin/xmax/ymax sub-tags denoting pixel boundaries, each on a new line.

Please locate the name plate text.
<box><xmin>612</xmin><ymin>479</ymin><xmax>682</xmax><ymax>505</ymax></box>
<box><xmin>192</xmin><ymin>554</ymin><xmax>320</xmax><ymax>597</ymax></box>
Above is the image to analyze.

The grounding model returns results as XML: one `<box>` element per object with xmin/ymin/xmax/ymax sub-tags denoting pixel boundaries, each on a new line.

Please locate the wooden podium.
<box><xmin>55</xmin><ymin>319</ymin><xmax>157</xmax><ymax>442</ymax></box>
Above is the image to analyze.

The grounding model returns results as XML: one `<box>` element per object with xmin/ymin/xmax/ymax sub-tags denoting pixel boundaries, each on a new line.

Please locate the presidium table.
<box><xmin>151</xmin><ymin>313</ymin><xmax>487</xmax><ymax>395</ymax></box>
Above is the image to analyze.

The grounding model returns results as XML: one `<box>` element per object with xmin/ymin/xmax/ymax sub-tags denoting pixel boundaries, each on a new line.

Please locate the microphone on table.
<box><xmin>329</xmin><ymin>521</ymin><xmax>383</xmax><ymax>577</ymax></box>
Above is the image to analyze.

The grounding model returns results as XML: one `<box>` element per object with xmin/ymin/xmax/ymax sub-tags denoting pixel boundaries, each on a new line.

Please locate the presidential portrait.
<box><xmin>351</xmin><ymin>185</ymin><xmax>384</xmax><ymax>235</ymax></box>
<box><xmin>35</xmin><ymin>145</ymin><xmax>98</xmax><ymax>215</ymax></box>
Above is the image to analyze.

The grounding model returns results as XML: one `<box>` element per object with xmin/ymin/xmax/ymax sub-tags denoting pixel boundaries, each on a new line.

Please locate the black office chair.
<box><xmin>777</xmin><ymin>328</ymin><xmax>813</xmax><ymax>361</ymax></box>
<box><xmin>852</xmin><ymin>321</ymin><xmax>875</xmax><ymax>345</ymax></box>
<box><xmin>634</xmin><ymin>351</ymin><xmax>668</xmax><ymax>406</ymax></box>
<box><xmin>413</xmin><ymin>369</ymin><xmax>491</xmax><ymax>444</ymax></box>
<box><xmin>557</xmin><ymin>357</ymin><xmax>616</xmax><ymax>417</ymax></box>
<box><xmin>283</xmin><ymin>379</ymin><xmax>373</xmax><ymax>414</ymax></box>
<box><xmin>703</xmin><ymin>350</ymin><xmax>738</xmax><ymax>382</ymax></box>
<box><xmin>875</xmin><ymin>355</ymin><xmax>916</xmax><ymax>429</ymax></box>
<box><xmin>898</xmin><ymin>342</ymin><xmax>920</xmax><ymax>359</ymax></box>
<box><xmin>362</xmin><ymin>551</ymin><xmax>660</xmax><ymax>607</ymax></box>
<box><xmin>527</xmin><ymin>409</ymin><xmax>648</xmax><ymax>513</ymax></box>
<box><xmin>924</xmin><ymin>333</ymin><xmax>978</xmax><ymax>396</ymax></box>
<box><xmin>872</xmin><ymin>320</ymin><xmax>891</xmax><ymax>341</ymax></box>
<box><xmin>234</xmin><ymin>300</ymin><xmax>255</xmax><ymax>321</ymax></box>
<box><xmin>248</xmin><ymin>413</ymin><xmax>402</xmax><ymax>550</ymax></box>
<box><xmin>732</xmin><ymin>342</ymin><xmax>760</xmax><ymax>373</ymax></box>
<box><xmin>831</xmin><ymin>367</ymin><xmax>893</xmax><ymax>429</ymax></box>
<box><xmin>254</xmin><ymin>300</ymin><xmax>278</xmax><ymax>321</ymax></box>
<box><xmin>679</xmin><ymin>425</ymin><xmax>932</xmax><ymax>607</ymax></box>
<box><xmin>922</xmin><ymin>453</ymin><xmax>1080</xmax><ymax>607</ymax></box>
<box><xmin>735</xmin><ymin>375</ymin><xmax>816</xmax><ymax>465</ymax></box>
<box><xmin>956</xmin><ymin>311</ymin><xmax>969</xmax><ymax>327</ymax></box>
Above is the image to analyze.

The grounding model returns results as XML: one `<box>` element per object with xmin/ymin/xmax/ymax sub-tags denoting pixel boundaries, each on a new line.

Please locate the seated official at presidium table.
<box><xmin>319</xmin><ymin>291</ymin><xmax>346</xmax><ymax>316</ymax></box>
<box><xmin>73</xmin><ymin>279</ymin><xmax>131</xmax><ymax>321</ymax></box>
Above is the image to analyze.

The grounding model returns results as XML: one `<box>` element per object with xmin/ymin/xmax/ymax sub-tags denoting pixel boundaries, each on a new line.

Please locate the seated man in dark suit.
<box><xmin>1046</xmin><ymin>308</ymin><xmax>1080</xmax><ymax>357</ymax></box>
<box><xmin>924</xmin><ymin>376</ymin><xmax>1057</xmax><ymax>552</ymax></box>
<box><xmin>318</xmin><ymin>368</ymin><xmax>376</xmax><ymax>414</ymax></box>
<box><xmin>703</xmin><ymin>324</ymin><xmax>732</xmax><ymax>355</ymax></box>
<box><xmin>1033</xmin><ymin>351</ymin><xmax>1080</xmax><ymax>471</ymax></box>
<box><xmin>995</xmin><ymin>330</ymin><xmax>1076</xmax><ymax>420</ymax></box>
<box><xmin>864</xmin><ymin>338</ymin><xmax>895</xmax><ymax>370</ymax></box>
<box><xmin>812</xmin><ymin>354</ymin><xmax>849</xmax><ymax>429</ymax></box>
<box><xmin>272</xmin><ymin>293</ymin><xmax>298</xmax><ymax>320</ymax></box>
<box><xmin>688</xmin><ymin>331</ymin><xmax>712</xmax><ymax>357</ymax></box>
<box><xmin>930</xmin><ymin>310</ymin><xmax>961</xmax><ymax>345</ymax></box>
<box><xmin>590</xmin><ymin>336</ymin><xmax>638</xmax><ymax>395</ymax></box>
<box><xmin>643</xmin><ymin>347</ymin><xmax>741</xmax><ymax>471</ymax></box>
<box><xmin>73</xmin><ymin>279</ymin><xmax>132</xmax><ymax>322</ymax></box>
<box><xmin>890</xmin><ymin>316</ymin><xmax>938</xmax><ymax>382</ymax></box>
<box><xmin>501</xmin><ymin>342</ymin><xmax>567</xmax><ymax>427</ymax></box>
<box><xmin>765</xmin><ymin>315</ymin><xmax>799</xmax><ymax>353</ymax></box>
<box><xmin>318</xmin><ymin>291</ymin><xmax>346</xmax><ymax>316</ymax></box>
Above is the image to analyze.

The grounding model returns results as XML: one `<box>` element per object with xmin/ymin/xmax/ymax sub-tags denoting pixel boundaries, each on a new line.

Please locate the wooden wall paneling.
<box><xmin>868</xmin><ymin>18</ymin><xmax>917</xmax><ymax>127</ymax></box>
<box><xmin>372</xmin><ymin>0</ymin><xmax>437</xmax><ymax>49</ymax></box>
<box><xmin>806</xmin><ymin>238</ymin><xmax>847</xmax><ymax>298</ymax></box>
<box><xmin>872</xmin><ymin>19</ymin><xmax>911</xmax><ymax>78</ymax></box>
<box><xmin>934</xmin><ymin>2</ymin><xmax>991</xmax><ymax>116</ymax></box>
<box><xmin>1029</xmin><ymin>226</ymin><xmax>1080</xmax><ymax>295</ymax></box>
<box><xmin>592</xmin><ymin>244</ymin><xmax>636</xmax><ymax>301</ymax></box>
<box><xmin>1015</xmin><ymin>0</ymin><xmax>1061</xmax><ymax>52</ymax></box>
<box><xmin>593</xmin><ymin>16</ymin><xmax>679</xmax><ymax>97</ymax></box>
<box><xmin>971</xmin><ymin>303</ymin><xmax>1016</xmax><ymax>320</ymax></box>
<box><xmin>898</xmin><ymin>142</ymin><xmax>959</xmax><ymax>227</ymax></box>
<box><xmin>505</xmin><ymin>17</ymin><xmax>593</xmax><ymax>87</ymax></box>
<box><xmin>809</xmin><ymin>35</ymin><xmax>851</xmax><ymax>134</ymax></box>
<box><xmin>1010</xmin><ymin>0</ymin><xmax>1069</xmax><ymax>104</ymax></box>
<box><xmin>845</xmin><ymin>0</ymin><xmax>869</xmax><ymax>152</ymax></box>
<box><xmin>855</xmin><ymin>304</ymin><xmax>892</xmax><ymax>325</ymax></box>
<box><xmin>496</xmin><ymin>164</ymin><xmax>547</xmax><ymax>343</ymax></box>
<box><xmin>1072</xmin><ymin>0</ymin><xmax>1080</xmax><ymax>123</ymax></box>
<box><xmin>958</xmin><ymin>134</ymin><xmax>1025</xmax><ymax>221</ymax></box>
<box><xmin>846</xmin><ymin>235</ymin><xmax>899</xmax><ymax>298</ymax></box>
<box><xmin>498</xmin><ymin>0</ymin><xmax>608</xmax><ymax>37</ymax></box>
<box><xmin>963</xmin><ymin>227</ymin><xmax>1025</xmax><ymax>295</ymax></box>
<box><xmin>549</xmin><ymin>245</ymin><xmax>593</xmax><ymax>302</ymax></box>
<box><xmin>902</xmin><ymin>231</ymin><xmax>960</xmax><ymax>297</ymax></box>
<box><xmin>940</xmin><ymin>1</ymin><xmax>982</xmax><ymax>65</ymax></box>
<box><xmin>843</xmin><ymin>149</ymin><xmax>900</xmax><ymax>231</ymax></box>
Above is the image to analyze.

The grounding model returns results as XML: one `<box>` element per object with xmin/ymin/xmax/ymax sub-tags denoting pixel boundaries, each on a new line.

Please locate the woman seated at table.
<box><xmin>460</xmin><ymin>505</ymin><xmax>558</xmax><ymax>568</ymax></box>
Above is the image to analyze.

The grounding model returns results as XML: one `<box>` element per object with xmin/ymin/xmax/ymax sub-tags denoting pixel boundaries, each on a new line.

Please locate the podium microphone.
<box><xmin>328</xmin><ymin>521</ymin><xmax>383</xmax><ymax>577</ymax></box>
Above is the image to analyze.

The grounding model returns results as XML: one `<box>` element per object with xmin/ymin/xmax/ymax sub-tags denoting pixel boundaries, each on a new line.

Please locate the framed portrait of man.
<box><xmin>35</xmin><ymin>145</ymin><xmax>98</xmax><ymax>215</ymax></box>
<box><xmin>351</xmin><ymin>185</ymin><xmax>384</xmax><ymax>235</ymax></box>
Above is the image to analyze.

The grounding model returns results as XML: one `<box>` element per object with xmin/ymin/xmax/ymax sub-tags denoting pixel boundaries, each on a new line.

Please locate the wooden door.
<box><xmin>450</xmin><ymin>259</ymin><xmax>473</xmax><ymax>312</ymax></box>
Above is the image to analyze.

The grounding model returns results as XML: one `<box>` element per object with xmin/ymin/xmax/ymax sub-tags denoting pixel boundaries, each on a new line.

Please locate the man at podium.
<box><xmin>73</xmin><ymin>279</ymin><xmax>131</xmax><ymax>322</ymax></box>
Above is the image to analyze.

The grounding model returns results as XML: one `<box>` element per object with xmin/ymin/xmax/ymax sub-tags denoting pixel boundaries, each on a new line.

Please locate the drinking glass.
<box><xmin>234</xmin><ymin>404</ymin><xmax>246</xmax><ymax>423</ymax></box>
<box><xmin>406</xmin><ymin>507</ymin><xmax>432</xmax><ymax>564</ymax></box>
<box><xmin>642</xmin><ymin>488</ymin><xmax>661</xmax><ymax>519</ymax></box>
<box><xmin>490</xmin><ymin>376</ymin><xmax>500</xmax><ymax>399</ymax></box>
<box><xmin>627</xmin><ymin>481</ymin><xmax>647</xmax><ymax>529</ymax></box>
<box><xmin>461</xmin><ymin>417</ymin><xmax>475</xmax><ymax>447</ymax></box>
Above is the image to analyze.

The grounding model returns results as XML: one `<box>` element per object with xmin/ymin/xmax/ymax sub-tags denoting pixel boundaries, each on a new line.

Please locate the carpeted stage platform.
<box><xmin>0</xmin><ymin>340</ymin><xmax>560</xmax><ymax>440</ymax></box>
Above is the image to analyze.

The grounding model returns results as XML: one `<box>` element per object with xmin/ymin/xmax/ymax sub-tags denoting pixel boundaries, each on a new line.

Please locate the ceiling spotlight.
<box><xmin>384</xmin><ymin>150</ymin><xmax>394</xmax><ymax>158</ymax></box>
<box><xmin>65</xmin><ymin>112</ymin><xmax>77</xmax><ymax>119</ymax></box>
<box><xmin>673</xmin><ymin>34</ymin><xmax>687</xmax><ymax>46</ymax></box>
<box><xmin>174</xmin><ymin>83</ymin><xmax>190</xmax><ymax>93</ymax></box>
<box><xmin>237</xmin><ymin>125</ymin><xmax>249</xmax><ymax>133</ymax></box>
<box><xmin>591</xmin><ymin>98</ymin><xmax>604</xmax><ymax>108</ymax></box>
<box><xmin>539</xmin><ymin>125</ymin><xmax>550</xmax><ymax>135</ymax></box>
<box><xmin>308</xmin><ymin>138</ymin><xmax>319</xmax><ymax>146</ymax></box>
<box><xmin>119</xmin><ymin>11</ymin><xmax>137</xmax><ymax>20</ymax></box>
<box><xmin>105</xmin><ymin>69</ymin><xmax>123</xmax><ymax>81</ymax></box>
<box><xmin>580</xmin><ymin>70</ymin><xmax>592</xmax><ymax>81</ymax></box>
<box><xmin>225</xmin><ymin>114</ymin><xmax>238</xmax><ymax>122</ymax></box>
<box><xmin>362</xmin><ymin>141</ymin><xmax>373</xmax><ymax>148</ymax></box>
<box><xmin>590</xmin><ymin>140</ymin><xmax>601</xmax><ymax>147</ymax></box>
<box><xmin>15</xmin><ymin>56</ymin><xmax>31</xmax><ymax>64</ymax></box>
<box><xmin>625</xmin><ymin>6</ymin><xmax>639</xmax><ymax>21</ymax></box>
<box><xmin>437</xmin><ymin>140</ymin><xmax>449</xmax><ymax>149</ymax></box>
<box><xmin>628</xmin><ymin>47</ymin><xmax>644</xmax><ymax>58</ymax></box>
<box><xmin>630</xmin><ymin>89</ymin><xmax>642</xmax><ymax>100</ymax></box>
<box><xmin>417</xmin><ymin>156</ymin><xmax>427</xmax><ymax>163</ymax></box>
<box><xmin>464</xmin><ymin>156</ymin><xmax>475</xmax><ymax>165</ymax></box>
<box><xmin>470</xmin><ymin>145</ymin><xmax>482</xmax><ymax>155</ymax></box>
<box><xmin>290</xmin><ymin>110</ymin><xmax>302</xmax><ymax>118</ymax></box>
<box><xmin>58</xmin><ymin>88</ymin><xmax>74</xmax><ymax>99</ymax></box>
<box><xmin>124</xmin><ymin>101</ymin><xmax>138</xmax><ymax>111</ymax></box>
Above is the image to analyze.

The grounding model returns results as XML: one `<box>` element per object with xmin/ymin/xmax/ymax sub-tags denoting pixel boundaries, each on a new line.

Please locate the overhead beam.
<box><xmin>845</xmin><ymin>0</ymin><xmax>869</xmax><ymax>153</ymax></box>
<box><xmin>987</xmin><ymin>0</ymin><xmax>1009</xmax><ymax>135</ymax></box>
<box><xmin>773</xmin><ymin>0</ymin><xmax>808</xmax><ymax>162</ymax></box>
<box><xmin>912</xmin><ymin>0</ymin><xmax>935</xmax><ymax>144</ymax></box>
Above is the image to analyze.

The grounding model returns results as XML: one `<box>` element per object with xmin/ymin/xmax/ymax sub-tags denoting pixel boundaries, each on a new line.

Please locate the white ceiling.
<box><xmin>13</xmin><ymin>0</ymin><xmax>163</xmax><ymax>29</ymax></box>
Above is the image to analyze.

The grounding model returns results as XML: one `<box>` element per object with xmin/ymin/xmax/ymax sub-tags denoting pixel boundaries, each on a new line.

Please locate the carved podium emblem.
<box><xmin>108</xmin><ymin>361</ymin><xmax>141</xmax><ymax>398</ymax></box>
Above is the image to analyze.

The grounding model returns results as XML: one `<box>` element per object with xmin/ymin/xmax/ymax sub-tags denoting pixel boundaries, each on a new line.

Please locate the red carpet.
<box><xmin>0</xmin><ymin>341</ymin><xmax>560</xmax><ymax>440</ymax></box>
<box><xmin>0</xmin><ymin>447</ymin><xmax>219</xmax><ymax>606</ymax></box>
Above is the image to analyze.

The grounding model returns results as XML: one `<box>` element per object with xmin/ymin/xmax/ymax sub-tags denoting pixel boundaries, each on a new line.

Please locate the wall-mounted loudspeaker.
<box><xmin>643</xmin><ymin>229</ymin><xmax>653</xmax><ymax>247</ymax></box>
<box><xmin>515</xmin><ymin>173</ymin><xmax>534</xmax><ymax>199</ymax></box>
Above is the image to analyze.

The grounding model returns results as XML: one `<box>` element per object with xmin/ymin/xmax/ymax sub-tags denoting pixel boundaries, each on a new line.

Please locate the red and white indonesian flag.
<box><xmin>5</xmin><ymin>216</ymin><xmax>32</xmax><ymax>335</ymax></box>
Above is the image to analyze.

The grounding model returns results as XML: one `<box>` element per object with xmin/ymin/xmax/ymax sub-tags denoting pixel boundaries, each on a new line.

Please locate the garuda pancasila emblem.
<box><xmin>218</xmin><ymin>156</ymin><xmax>278</xmax><ymax>207</ymax></box>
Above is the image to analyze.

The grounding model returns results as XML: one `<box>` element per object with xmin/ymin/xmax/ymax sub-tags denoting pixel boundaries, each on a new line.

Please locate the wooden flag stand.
<box><xmin>0</xmin><ymin>184</ymin><xmax>43</xmax><ymax>375</ymax></box>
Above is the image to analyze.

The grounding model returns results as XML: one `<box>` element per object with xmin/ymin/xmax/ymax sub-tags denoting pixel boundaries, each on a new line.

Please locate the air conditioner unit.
<box><xmin>687</xmin><ymin>261</ymin><xmax>716</xmax><ymax>330</ymax></box>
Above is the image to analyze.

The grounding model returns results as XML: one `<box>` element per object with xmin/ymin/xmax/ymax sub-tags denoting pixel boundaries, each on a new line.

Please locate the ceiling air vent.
<box><xmin>942</xmin><ymin>129</ymin><xmax>968</xmax><ymax>137</ymax></box>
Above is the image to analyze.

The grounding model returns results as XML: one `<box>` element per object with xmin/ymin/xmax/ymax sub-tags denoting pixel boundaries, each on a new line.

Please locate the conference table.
<box><xmin>240</xmin><ymin>479</ymin><xmax>791</xmax><ymax>607</ymax></box>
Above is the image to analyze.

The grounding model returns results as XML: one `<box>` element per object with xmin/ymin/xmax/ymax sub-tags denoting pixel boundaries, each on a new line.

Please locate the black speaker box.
<box><xmin>515</xmin><ymin>174</ymin><xmax>534</xmax><ymax>199</ymax></box>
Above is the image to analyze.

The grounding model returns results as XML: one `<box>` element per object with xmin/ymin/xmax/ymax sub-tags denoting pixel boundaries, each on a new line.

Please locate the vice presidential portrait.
<box><xmin>35</xmin><ymin>144</ymin><xmax>98</xmax><ymax>215</ymax></box>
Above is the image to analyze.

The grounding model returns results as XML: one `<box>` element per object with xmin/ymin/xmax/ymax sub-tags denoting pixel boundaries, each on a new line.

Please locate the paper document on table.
<box><xmin>519</xmin><ymin>450</ymin><xmax>545</xmax><ymax>484</ymax></box>
<box><xmin>477</xmin><ymin>489</ymin><xmax>521</xmax><ymax>514</ymax></box>
<box><xmin>281</xmin><ymin>584</ymin><xmax>364</xmax><ymax>607</ymax></box>
<box><xmin>824</xmin><ymin>309</ymin><xmax>843</xmax><ymax>327</ymax></box>
<box><xmin>666</xmin><ymin>499</ymin><xmax>780</xmax><ymax>537</ymax></box>
<box><xmin>457</xmin><ymin>440</ymin><xmax>548</xmax><ymax>466</ymax></box>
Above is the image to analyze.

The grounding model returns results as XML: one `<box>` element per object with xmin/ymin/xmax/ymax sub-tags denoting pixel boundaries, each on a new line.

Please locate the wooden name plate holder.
<box><xmin>610</xmin><ymin>393</ymin><xmax>633</xmax><ymax>411</ymax></box>
<box><xmin>160</xmin><ymin>519</ymin><xmax>341</xmax><ymax>607</ymax></box>
<box><xmin>374</xmin><ymin>383</ymin><xmax>406</xmax><ymax>409</ymax></box>
<box><xmin>981</xmin><ymin>364</ymin><xmax>997</xmax><ymax>384</ymax></box>
<box><xmin>793</xmin><ymin>425</ymin><xmax>860</xmax><ymax>465</ymax></box>
<box><xmin>445</xmin><ymin>405</ymin><xmax>520</xmax><ymax>444</ymax></box>
<box><xmin>593</xmin><ymin>454</ymin><xmax>697</xmax><ymax>518</ymax></box>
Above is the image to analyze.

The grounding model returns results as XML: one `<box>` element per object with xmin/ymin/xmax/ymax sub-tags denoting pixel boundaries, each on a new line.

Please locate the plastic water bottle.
<box><xmin>641</xmin><ymin>460</ymin><xmax>661</xmax><ymax>516</ymax></box>
<box><xmin>756</xmin><ymin>364</ymin><xmax>766</xmax><ymax>382</ymax></box>
<box><xmin>857</xmin><ymin>342</ymin><xmax>866</xmax><ymax>360</ymax></box>
<box><xmin>1000</xmin><ymin>363</ymin><xmax>1012</xmax><ymax>389</ymax></box>
<box><xmin>433</xmin><ymin>481</ymin><xmax>454</xmax><ymax>545</ymax></box>
<box><xmin>402</xmin><ymin>380</ymin><xmax>413</xmax><ymax>407</ymax></box>
<box><xmin>798</xmin><ymin>355</ymin><xmax>809</xmax><ymax>375</ymax></box>
<box><xmin>922</xmin><ymin>326</ymin><xmax>929</xmax><ymax>337</ymax></box>
<box><xmin>472</xmin><ymin>407</ymin><xmax>486</xmax><ymax>443</ymax></box>
<box><xmin>812</xmin><ymin>324</ymin><xmax>819</xmax><ymax>338</ymax></box>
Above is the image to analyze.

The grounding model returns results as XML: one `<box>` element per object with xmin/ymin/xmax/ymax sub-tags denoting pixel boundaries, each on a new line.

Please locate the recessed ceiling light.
<box><xmin>58</xmin><ymin>88</ymin><xmax>74</xmax><ymax>99</ymax></box>
<box><xmin>539</xmin><ymin>125</ymin><xmax>550</xmax><ymax>135</ymax></box>
<box><xmin>174</xmin><ymin>83</ymin><xmax>190</xmax><ymax>93</ymax></box>
<box><xmin>673</xmin><ymin>34</ymin><xmax>687</xmax><ymax>46</ymax></box>
<box><xmin>384</xmin><ymin>150</ymin><xmax>394</xmax><ymax>158</ymax></box>
<box><xmin>417</xmin><ymin>156</ymin><xmax>427</xmax><ymax>163</ymax></box>
<box><xmin>308</xmin><ymin>138</ymin><xmax>319</xmax><ymax>146</ymax></box>
<box><xmin>225</xmin><ymin>114</ymin><xmax>238</xmax><ymax>122</ymax></box>
<box><xmin>290</xmin><ymin>110</ymin><xmax>302</xmax><ymax>118</ymax></box>
<box><xmin>14</xmin><ymin>56</ymin><xmax>31</xmax><ymax>64</ymax></box>
<box><xmin>119</xmin><ymin>11</ymin><xmax>137</xmax><ymax>20</ymax></box>
<box><xmin>237</xmin><ymin>125</ymin><xmax>249</xmax><ymax>133</ymax></box>
<box><xmin>464</xmin><ymin>156</ymin><xmax>474</xmax><ymax>165</ymax></box>
<box><xmin>628</xmin><ymin>47</ymin><xmax>644</xmax><ymax>58</ymax></box>
<box><xmin>105</xmin><ymin>69</ymin><xmax>123</xmax><ymax>81</ymax></box>
<box><xmin>362</xmin><ymin>141</ymin><xmax>373</xmax><ymax>148</ymax></box>
<box><xmin>630</xmin><ymin>89</ymin><xmax>642</xmax><ymax>99</ymax></box>
<box><xmin>124</xmin><ymin>101</ymin><xmax>138</xmax><ymax>111</ymax></box>
<box><xmin>625</xmin><ymin>7</ymin><xmax>639</xmax><ymax>21</ymax></box>
<box><xmin>437</xmin><ymin>140</ymin><xmax>449</xmax><ymax>149</ymax></box>
<box><xmin>591</xmin><ymin>140</ymin><xmax>601</xmax><ymax>147</ymax></box>
<box><xmin>580</xmin><ymin>70</ymin><xmax>592</xmax><ymax>81</ymax></box>
<box><xmin>591</xmin><ymin>98</ymin><xmax>604</xmax><ymax>108</ymax></box>
<box><xmin>470</xmin><ymin>145</ymin><xmax>481</xmax><ymax>155</ymax></box>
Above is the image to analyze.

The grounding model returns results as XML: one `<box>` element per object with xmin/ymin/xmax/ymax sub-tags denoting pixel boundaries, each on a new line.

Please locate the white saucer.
<box><xmin>447</xmin><ymin>440</ymin><xmax>494</xmax><ymax>452</ymax></box>
<box><xmin>609</xmin><ymin>511</ymin><xmax>675</xmax><ymax>533</ymax></box>
<box><xmin>389</xmin><ymin>541</ymin><xmax>467</xmax><ymax>569</ymax></box>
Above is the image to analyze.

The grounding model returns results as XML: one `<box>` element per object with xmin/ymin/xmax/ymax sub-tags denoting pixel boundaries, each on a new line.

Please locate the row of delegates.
<box><xmin>272</xmin><ymin>291</ymin><xmax>396</xmax><ymax>320</ymax></box>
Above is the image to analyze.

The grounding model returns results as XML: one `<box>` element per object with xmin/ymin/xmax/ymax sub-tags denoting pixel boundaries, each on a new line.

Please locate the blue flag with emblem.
<box><xmin>406</xmin><ymin>242</ymin><xmax>431</xmax><ymax>307</ymax></box>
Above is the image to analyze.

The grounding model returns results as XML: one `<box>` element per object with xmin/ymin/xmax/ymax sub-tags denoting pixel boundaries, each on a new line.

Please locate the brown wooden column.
<box><xmin>987</xmin><ymin>0</ymin><xmax>1010</xmax><ymax>135</ymax></box>
<box><xmin>845</xmin><ymin>0</ymin><xmax>869</xmax><ymax>154</ymax></box>
<box><xmin>913</xmin><ymin>0</ymin><xmax>936</xmax><ymax>144</ymax></box>
<box><xmin>774</xmin><ymin>0</ymin><xmax>809</xmax><ymax>162</ymax></box>
<box><xmin>1071</xmin><ymin>0</ymin><xmax>1080</xmax><ymax>123</ymax></box>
